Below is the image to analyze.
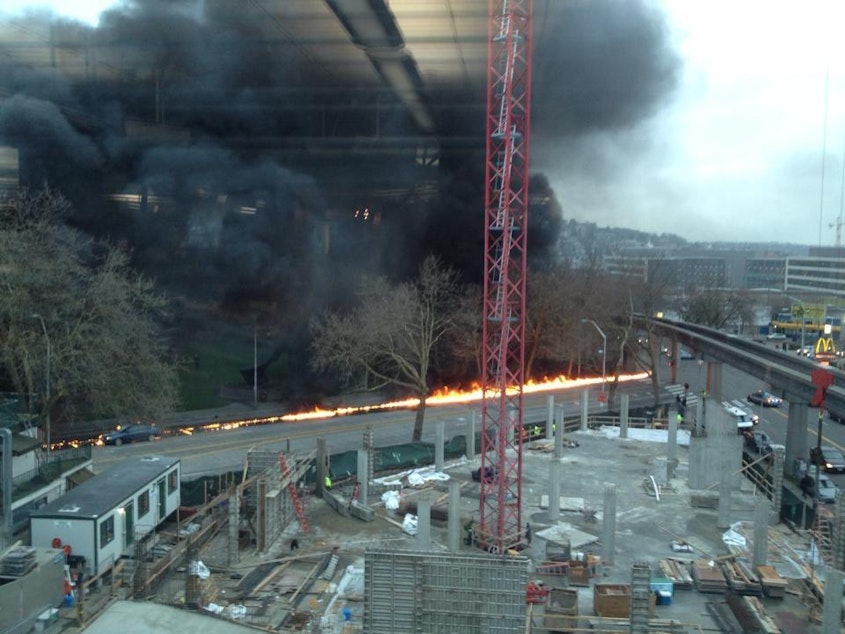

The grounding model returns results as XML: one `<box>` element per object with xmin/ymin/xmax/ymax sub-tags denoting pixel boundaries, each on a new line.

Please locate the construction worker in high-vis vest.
<box><xmin>324</xmin><ymin>475</ymin><xmax>332</xmax><ymax>490</ymax></box>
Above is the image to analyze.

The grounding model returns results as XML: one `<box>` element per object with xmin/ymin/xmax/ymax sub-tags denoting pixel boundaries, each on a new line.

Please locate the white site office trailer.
<box><xmin>30</xmin><ymin>455</ymin><xmax>181</xmax><ymax>576</ymax></box>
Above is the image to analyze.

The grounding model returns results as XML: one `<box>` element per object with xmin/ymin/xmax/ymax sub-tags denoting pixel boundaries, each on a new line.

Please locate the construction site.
<box><xmin>8</xmin><ymin>394</ymin><xmax>839</xmax><ymax>634</ymax></box>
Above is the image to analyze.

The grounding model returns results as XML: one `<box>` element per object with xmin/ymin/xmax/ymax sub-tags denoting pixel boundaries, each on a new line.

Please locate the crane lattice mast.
<box><xmin>478</xmin><ymin>0</ymin><xmax>533</xmax><ymax>553</ymax></box>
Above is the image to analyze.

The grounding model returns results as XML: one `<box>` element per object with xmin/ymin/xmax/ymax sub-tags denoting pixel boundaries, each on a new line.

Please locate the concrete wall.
<box><xmin>0</xmin><ymin>548</ymin><xmax>65</xmax><ymax>634</ymax></box>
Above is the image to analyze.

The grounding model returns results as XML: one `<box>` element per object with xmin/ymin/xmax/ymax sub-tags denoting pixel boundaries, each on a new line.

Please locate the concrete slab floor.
<box><xmin>58</xmin><ymin>427</ymin><xmax>831</xmax><ymax>633</ymax></box>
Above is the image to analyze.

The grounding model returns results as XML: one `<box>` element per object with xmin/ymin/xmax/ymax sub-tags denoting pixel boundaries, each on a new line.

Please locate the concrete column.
<box><xmin>717</xmin><ymin>471</ymin><xmax>731</xmax><ymax>529</ymax></box>
<box><xmin>785</xmin><ymin>401</ymin><xmax>809</xmax><ymax>475</ymax></box>
<box><xmin>752</xmin><ymin>497</ymin><xmax>769</xmax><ymax>567</ymax></box>
<box><xmin>546</xmin><ymin>395</ymin><xmax>555</xmax><ymax>439</ymax></box>
<box><xmin>435</xmin><ymin>421</ymin><xmax>445</xmax><ymax>472</ymax></box>
<box><xmin>417</xmin><ymin>495</ymin><xmax>431</xmax><ymax>551</ymax></box>
<box><xmin>771</xmin><ymin>447</ymin><xmax>785</xmax><ymax>525</ymax></box>
<box><xmin>580</xmin><ymin>390</ymin><xmax>589</xmax><ymax>431</ymax></box>
<box><xmin>316</xmin><ymin>438</ymin><xmax>329</xmax><ymax>498</ymax></box>
<box><xmin>356</xmin><ymin>450</ymin><xmax>369</xmax><ymax>507</ymax></box>
<box><xmin>228</xmin><ymin>486</ymin><xmax>240</xmax><ymax>566</ymax></box>
<box><xmin>619</xmin><ymin>394</ymin><xmax>629</xmax><ymax>439</ymax></box>
<box><xmin>467</xmin><ymin>410</ymin><xmax>476</xmax><ymax>460</ymax></box>
<box><xmin>548</xmin><ymin>459</ymin><xmax>561</xmax><ymax>521</ymax></box>
<box><xmin>822</xmin><ymin>568</ymin><xmax>844</xmax><ymax>633</ymax></box>
<box><xmin>364</xmin><ymin>426</ymin><xmax>375</xmax><ymax>486</ymax></box>
<box><xmin>447</xmin><ymin>480</ymin><xmax>461</xmax><ymax>553</ymax></box>
<box><xmin>667</xmin><ymin>410</ymin><xmax>678</xmax><ymax>480</ymax></box>
<box><xmin>602</xmin><ymin>484</ymin><xmax>616</xmax><ymax>565</ymax></box>
<box><xmin>707</xmin><ymin>361</ymin><xmax>723</xmax><ymax>404</ymax></box>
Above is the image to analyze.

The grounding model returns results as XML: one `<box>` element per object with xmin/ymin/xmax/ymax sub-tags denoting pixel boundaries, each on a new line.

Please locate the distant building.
<box><xmin>744</xmin><ymin>257</ymin><xmax>786</xmax><ymax>290</ymax></box>
<box><xmin>785</xmin><ymin>255</ymin><xmax>845</xmax><ymax>298</ymax></box>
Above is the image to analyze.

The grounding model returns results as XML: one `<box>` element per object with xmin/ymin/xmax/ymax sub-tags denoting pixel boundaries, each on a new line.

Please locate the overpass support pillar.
<box><xmin>785</xmin><ymin>401</ymin><xmax>809</xmax><ymax>476</ymax></box>
<box><xmin>706</xmin><ymin>361</ymin><xmax>723</xmax><ymax>403</ymax></box>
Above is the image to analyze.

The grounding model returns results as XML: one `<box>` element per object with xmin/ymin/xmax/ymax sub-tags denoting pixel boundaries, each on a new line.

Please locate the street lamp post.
<box><xmin>31</xmin><ymin>314</ymin><xmax>51</xmax><ymax>463</ymax></box>
<box><xmin>581</xmin><ymin>319</ymin><xmax>607</xmax><ymax>393</ymax></box>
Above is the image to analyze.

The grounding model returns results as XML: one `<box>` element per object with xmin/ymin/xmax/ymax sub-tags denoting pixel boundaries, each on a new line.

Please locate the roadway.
<box><xmin>670</xmin><ymin>345</ymin><xmax>845</xmax><ymax>492</ymax></box>
<box><xmin>90</xmin><ymin>341</ymin><xmax>845</xmax><ymax>491</ymax></box>
<box><xmin>89</xmin><ymin>376</ymin><xmax>662</xmax><ymax>479</ymax></box>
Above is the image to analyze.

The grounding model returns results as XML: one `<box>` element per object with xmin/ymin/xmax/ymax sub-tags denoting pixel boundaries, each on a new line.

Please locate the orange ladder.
<box><xmin>278</xmin><ymin>453</ymin><xmax>309</xmax><ymax>533</ymax></box>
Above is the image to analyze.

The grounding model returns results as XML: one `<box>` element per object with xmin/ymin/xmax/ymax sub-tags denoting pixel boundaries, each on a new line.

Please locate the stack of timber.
<box><xmin>657</xmin><ymin>559</ymin><xmax>693</xmax><ymax>590</ymax></box>
<box><xmin>754</xmin><ymin>566</ymin><xmax>787</xmax><ymax>599</ymax></box>
<box><xmin>691</xmin><ymin>559</ymin><xmax>728</xmax><ymax>594</ymax></box>
<box><xmin>720</xmin><ymin>559</ymin><xmax>762</xmax><ymax>596</ymax></box>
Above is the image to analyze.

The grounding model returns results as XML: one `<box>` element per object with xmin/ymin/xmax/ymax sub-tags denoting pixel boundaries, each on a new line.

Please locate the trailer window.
<box><xmin>138</xmin><ymin>490</ymin><xmax>150</xmax><ymax>518</ymax></box>
<box><xmin>168</xmin><ymin>470</ymin><xmax>177</xmax><ymax>494</ymax></box>
<box><xmin>99</xmin><ymin>515</ymin><xmax>115</xmax><ymax>547</ymax></box>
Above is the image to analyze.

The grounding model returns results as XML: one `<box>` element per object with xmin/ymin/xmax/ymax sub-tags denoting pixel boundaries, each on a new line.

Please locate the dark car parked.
<box><xmin>746</xmin><ymin>390</ymin><xmax>783</xmax><ymax>407</ymax></box>
<box><xmin>101</xmin><ymin>423</ymin><xmax>160</xmax><ymax>446</ymax></box>
<box><xmin>810</xmin><ymin>445</ymin><xmax>845</xmax><ymax>473</ymax></box>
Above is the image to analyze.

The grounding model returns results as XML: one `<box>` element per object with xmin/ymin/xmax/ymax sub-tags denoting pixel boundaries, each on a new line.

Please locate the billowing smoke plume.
<box><xmin>0</xmin><ymin>0</ymin><xmax>679</xmax><ymax>316</ymax></box>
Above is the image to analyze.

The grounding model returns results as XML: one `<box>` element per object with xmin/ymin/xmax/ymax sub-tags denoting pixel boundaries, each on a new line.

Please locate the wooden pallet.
<box><xmin>658</xmin><ymin>558</ymin><xmax>693</xmax><ymax>590</ymax></box>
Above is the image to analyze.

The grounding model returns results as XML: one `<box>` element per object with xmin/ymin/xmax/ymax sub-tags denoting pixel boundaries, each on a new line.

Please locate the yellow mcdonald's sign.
<box><xmin>815</xmin><ymin>336</ymin><xmax>836</xmax><ymax>359</ymax></box>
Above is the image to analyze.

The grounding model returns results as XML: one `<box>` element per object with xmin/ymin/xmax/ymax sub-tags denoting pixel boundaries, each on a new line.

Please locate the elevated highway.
<box><xmin>649</xmin><ymin>316</ymin><xmax>843</xmax><ymax>471</ymax></box>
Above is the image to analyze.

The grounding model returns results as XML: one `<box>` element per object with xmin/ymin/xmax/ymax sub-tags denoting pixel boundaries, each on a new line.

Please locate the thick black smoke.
<box><xmin>532</xmin><ymin>0</ymin><xmax>679</xmax><ymax>135</ymax></box>
<box><xmin>0</xmin><ymin>0</ymin><xmax>680</xmax><ymax>335</ymax></box>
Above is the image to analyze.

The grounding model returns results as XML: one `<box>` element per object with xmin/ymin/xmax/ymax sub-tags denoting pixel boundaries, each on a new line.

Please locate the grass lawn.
<box><xmin>178</xmin><ymin>338</ymin><xmax>255</xmax><ymax>410</ymax></box>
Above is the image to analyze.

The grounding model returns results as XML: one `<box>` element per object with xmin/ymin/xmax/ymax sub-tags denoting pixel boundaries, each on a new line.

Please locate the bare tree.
<box><xmin>309</xmin><ymin>255</ymin><xmax>461</xmax><ymax>441</ymax></box>
<box><xmin>604</xmin><ymin>257</ymin><xmax>676</xmax><ymax>408</ymax></box>
<box><xmin>0</xmin><ymin>189</ymin><xmax>179</xmax><ymax>432</ymax></box>
<box><xmin>679</xmin><ymin>289</ymin><xmax>754</xmax><ymax>332</ymax></box>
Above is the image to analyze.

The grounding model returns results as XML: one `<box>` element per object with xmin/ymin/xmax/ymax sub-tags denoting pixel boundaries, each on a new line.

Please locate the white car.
<box><xmin>766</xmin><ymin>332</ymin><xmax>787</xmax><ymax>340</ymax></box>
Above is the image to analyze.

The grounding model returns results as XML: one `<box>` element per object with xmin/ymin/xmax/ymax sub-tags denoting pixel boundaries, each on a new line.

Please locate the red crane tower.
<box><xmin>478</xmin><ymin>0</ymin><xmax>533</xmax><ymax>553</ymax></box>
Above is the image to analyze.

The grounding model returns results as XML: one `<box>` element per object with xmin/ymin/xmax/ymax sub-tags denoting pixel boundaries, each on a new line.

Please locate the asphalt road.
<box><xmin>90</xmin><ymin>376</ymin><xmax>660</xmax><ymax>479</ymax></box>
<box><xmin>91</xmin><ymin>344</ymin><xmax>845</xmax><ymax>485</ymax></box>
<box><xmin>671</xmin><ymin>345</ymin><xmax>845</xmax><ymax>490</ymax></box>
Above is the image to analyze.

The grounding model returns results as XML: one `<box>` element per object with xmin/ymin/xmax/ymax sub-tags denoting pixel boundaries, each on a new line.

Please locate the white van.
<box><xmin>724</xmin><ymin>404</ymin><xmax>759</xmax><ymax>433</ymax></box>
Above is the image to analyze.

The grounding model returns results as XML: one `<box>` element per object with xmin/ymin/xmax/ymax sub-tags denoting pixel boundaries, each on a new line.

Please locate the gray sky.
<box><xmin>6</xmin><ymin>0</ymin><xmax>845</xmax><ymax>246</ymax></box>
<box><xmin>537</xmin><ymin>0</ymin><xmax>845</xmax><ymax>246</ymax></box>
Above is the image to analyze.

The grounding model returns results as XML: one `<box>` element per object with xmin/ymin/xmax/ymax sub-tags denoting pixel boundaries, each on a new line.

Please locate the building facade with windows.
<box><xmin>786</xmin><ymin>254</ymin><xmax>845</xmax><ymax>298</ymax></box>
